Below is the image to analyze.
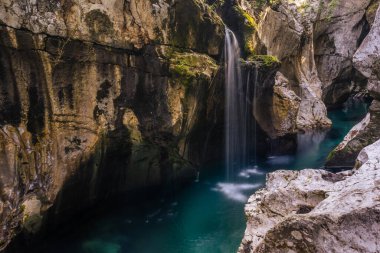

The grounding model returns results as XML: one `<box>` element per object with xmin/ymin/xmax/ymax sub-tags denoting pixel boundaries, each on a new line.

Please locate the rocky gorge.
<box><xmin>0</xmin><ymin>0</ymin><xmax>379</xmax><ymax>252</ymax></box>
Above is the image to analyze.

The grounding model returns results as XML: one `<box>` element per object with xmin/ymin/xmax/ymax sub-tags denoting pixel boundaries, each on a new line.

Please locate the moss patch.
<box><xmin>232</xmin><ymin>5</ymin><xmax>258</xmax><ymax>56</ymax></box>
<box><xmin>367</xmin><ymin>1</ymin><xmax>380</xmax><ymax>15</ymax></box>
<box><xmin>85</xmin><ymin>10</ymin><xmax>113</xmax><ymax>38</ymax></box>
<box><xmin>169</xmin><ymin>51</ymin><xmax>218</xmax><ymax>86</ymax></box>
<box><xmin>248</xmin><ymin>55</ymin><xmax>281</xmax><ymax>67</ymax></box>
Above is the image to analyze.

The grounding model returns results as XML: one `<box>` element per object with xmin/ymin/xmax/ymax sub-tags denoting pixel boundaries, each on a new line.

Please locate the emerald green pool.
<box><xmin>33</xmin><ymin>100</ymin><xmax>368</xmax><ymax>253</ymax></box>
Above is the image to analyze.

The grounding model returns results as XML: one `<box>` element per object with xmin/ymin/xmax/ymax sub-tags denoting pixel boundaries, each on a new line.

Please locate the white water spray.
<box><xmin>224</xmin><ymin>28</ymin><xmax>248</xmax><ymax>179</ymax></box>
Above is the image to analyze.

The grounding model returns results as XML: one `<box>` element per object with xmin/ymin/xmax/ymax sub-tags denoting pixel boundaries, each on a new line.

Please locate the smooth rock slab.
<box><xmin>238</xmin><ymin>139</ymin><xmax>380</xmax><ymax>253</ymax></box>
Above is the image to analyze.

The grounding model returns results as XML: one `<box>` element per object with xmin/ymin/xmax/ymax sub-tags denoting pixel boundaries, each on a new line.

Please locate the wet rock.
<box><xmin>239</xmin><ymin>139</ymin><xmax>380</xmax><ymax>253</ymax></box>
<box><xmin>326</xmin><ymin>93</ymin><xmax>380</xmax><ymax>168</ymax></box>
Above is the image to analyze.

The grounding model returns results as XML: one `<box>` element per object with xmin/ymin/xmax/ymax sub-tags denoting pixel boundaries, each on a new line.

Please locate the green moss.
<box><xmin>367</xmin><ymin>1</ymin><xmax>380</xmax><ymax>15</ymax></box>
<box><xmin>326</xmin><ymin>149</ymin><xmax>336</xmax><ymax>161</ymax></box>
<box><xmin>84</xmin><ymin>10</ymin><xmax>113</xmax><ymax>38</ymax></box>
<box><xmin>248</xmin><ymin>55</ymin><xmax>280</xmax><ymax>67</ymax></box>
<box><xmin>232</xmin><ymin>6</ymin><xmax>259</xmax><ymax>55</ymax></box>
<box><xmin>232</xmin><ymin>6</ymin><xmax>258</xmax><ymax>32</ymax></box>
<box><xmin>169</xmin><ymin>51</ymin><xmax>218</xmax><ymax>87</ymax></box>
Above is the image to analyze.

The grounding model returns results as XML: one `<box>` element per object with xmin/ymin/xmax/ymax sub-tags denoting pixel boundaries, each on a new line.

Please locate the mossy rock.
<box><xmin>23</xmin><ymin>214</ymin><xmax>43</xmax><ymax>234</ymax></box>
<box><xmin>169</xmin><ymin>51</ymin><xmax>218</xmax><ymax>87</ymax></box>
<box><xmin>367</xmin><ymin>0</ymin><xmax>380</xmax><ymax>16</ymax></box>
<box><xmin>248</xmin><ymin>55</ymin><xmax>281</xmax><ymax>67</ymax></box>
<box><xmin>85</xmin><ymin>10</ymin><xmax>113</xmax><ymax>39</ymax></box>
<box><xmin>229</xmin><ymin>5</ymin><xmax>259</xmax><ymax>56</ymax></box>
<box><xmin>21</xmin><ymin>197</ymin><xmax>43</xmax><ymax>234</ymax></box>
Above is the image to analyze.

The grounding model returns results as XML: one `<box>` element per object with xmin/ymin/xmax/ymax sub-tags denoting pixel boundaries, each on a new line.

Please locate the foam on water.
<box><xmin>238</xmin><ymin>166</ymin><xmax>265</xmax><ymax>178</ymax></box>
<box><xmin>212</xmin><ymin>182</ymin><xmax>262</xmax><ymax>202</ymax></box>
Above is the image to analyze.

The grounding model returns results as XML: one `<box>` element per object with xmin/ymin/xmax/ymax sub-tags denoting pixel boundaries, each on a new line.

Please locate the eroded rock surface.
<box><xmin>326</xmin><ymin>100</ymin><xmax>380</xmax><ymax>167</ymax></box>
<box><xmin>239</xmin><ymin>139</ymin><xmax>380</xmax><ymax>253</ymax></box>
<box><xmin>0</xmin><ymin>0</ymin><xmax>225</xmax><ymax>249</ymax></box>
<box><xmin>236</xmin><ymin>0</ymin><xmax>378</xmax><ymax>138</ymax></box>
<box><xmin>327</xmin><ymin>4</ymin><xmax>380</xmax><ymax>167</ymax></box>
<box><xmin>354</xmin><ymin>4</ymin><xmax>380</xmax><ymax>100</ymax></box>
<box><xmin>314</xmin><ymin>0</ymin><xmax>372</xmax><ymax>106</ymax></box>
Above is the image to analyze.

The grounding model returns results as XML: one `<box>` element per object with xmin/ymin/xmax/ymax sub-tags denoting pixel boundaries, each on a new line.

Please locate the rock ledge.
<box><xmin>239</xmin><ymin>139</ymin><xmax>380</xmax><ymax>253</ymax></box>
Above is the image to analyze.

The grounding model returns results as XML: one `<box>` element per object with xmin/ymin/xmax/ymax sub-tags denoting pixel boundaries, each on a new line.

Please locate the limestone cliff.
<box><xmin>327</xmin><ymin>4</ymin><xmax>380</xmax><ymax>167</ymax></box>
<box><xmin>0</xmin><ymin>0</ymin><xmax>225</xmax><ymax>249</ymax></box>
<box><xmin>228</xmin><ymin>0</ymin><xmax>376</xmax><ymax>138</ymax></box>
<box><xmin>238</xmin><ymin>2</ymin><xmax>380</xmax><ymax>252</ymax></box>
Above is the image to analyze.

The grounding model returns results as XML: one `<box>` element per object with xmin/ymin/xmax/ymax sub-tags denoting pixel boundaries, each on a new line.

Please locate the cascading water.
<box><xmin>252</xmin><ymin>67</ymin><xmax>259</xmax><ymax>165</ymax></box>
<box><xmin>224</xmin><ymin>28</ymin><xmax>248</xmax><ymax>179</ymax></box>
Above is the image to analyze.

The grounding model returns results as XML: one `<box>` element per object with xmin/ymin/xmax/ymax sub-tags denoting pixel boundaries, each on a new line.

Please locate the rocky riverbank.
<box><xmin>1</xmin><ymin>0</ymin><xmax>380</xmax><ymax>251</ymax></box>
<box><xmin>239</xmin><ymin>139</ymin><xmax>380</xmax><ymax>253</ymax></box>
<box><xmin>239</xmin><ymin>1</ymin><xmax>380</xmax><ymax>252</ymax></box>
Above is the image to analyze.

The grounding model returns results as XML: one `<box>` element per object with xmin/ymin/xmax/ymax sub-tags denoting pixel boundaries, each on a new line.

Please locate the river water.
<box><xmin>32</xmin><ymin>100</ymin><xmax>368</xmax><ymax>253</ymax></box>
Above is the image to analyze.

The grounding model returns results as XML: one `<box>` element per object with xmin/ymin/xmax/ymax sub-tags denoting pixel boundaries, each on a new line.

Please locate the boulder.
<box><xmin>239</xmin><ymin>139</ymin><xmax>380</xmax><ymax>253</ymax></box>
<box><xmin>326</xmin><ymin>100</ymin><xmax>380</xmax><ymax>167</ymax></box>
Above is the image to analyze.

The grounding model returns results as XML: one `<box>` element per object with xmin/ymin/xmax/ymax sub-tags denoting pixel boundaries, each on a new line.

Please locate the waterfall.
<box><xmin>224</xmin><ymin>28</ymin><xmax>247</xmax><ymax>179</ymax></box>
<box><xmin>252</xmin><ymin>67</ymin><xmax>258</xmax><ymax>165</ymax></box>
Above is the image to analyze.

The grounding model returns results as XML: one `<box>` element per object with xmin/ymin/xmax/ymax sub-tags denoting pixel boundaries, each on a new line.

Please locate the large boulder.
<box><xmin>326</xmin><ymin>100</ymin><xmax>380</xmax><ymax>167</ymax></box>
<box><xmin>239</xmin><ymin>139</ymin><xmax>380</xmax><ymax>253</ymax></box>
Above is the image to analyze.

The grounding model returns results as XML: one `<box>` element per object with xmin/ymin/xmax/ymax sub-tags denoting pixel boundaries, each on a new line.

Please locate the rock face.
<box><xmin>0</xmin><ymin>0</ymin><xmax>225</xmax><ymax>249</ymax></box>
<box><xmin>327</xmin><ymin>4</ymin><xmax>380</xmax><ymax>167</ymax></box>
<box><xmin>0</xmin><ymin>0</ymin><xmax>224</xmax><ymax>55</ymax></box>
<box><xmin>233</xmin><ymin>0</ymin><xmax>377</xmax><ymax>138</ymax></box>
<box><xmin>239</xmin><ymin>139</ymin><xmax>380</xmax><ymax>253</ymax></box>
<box><xmin>314</xmin><ymin>0</ymin><xmax>372</xmax><ymax>107</ymax></box>
<box><xmin>254</xmin><ymin>1</ymin><xmax>332</xmax><ymax>135</ymax></box>
<box><xmin>354</xmin><ymin>4</ymin><xmax>380</xmax><ymax>100</ymax></box>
